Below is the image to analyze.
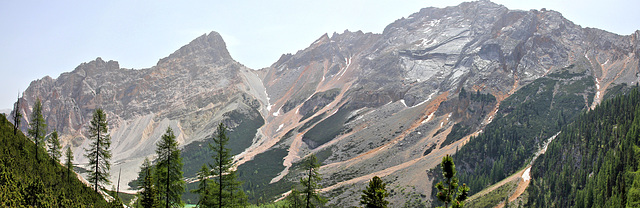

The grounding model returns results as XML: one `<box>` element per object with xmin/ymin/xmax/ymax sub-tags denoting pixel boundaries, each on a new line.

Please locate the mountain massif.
<box><xmin>12</xmin><ymin>0</ymin><xmax>640</xmax><ymax>206</ymax></box>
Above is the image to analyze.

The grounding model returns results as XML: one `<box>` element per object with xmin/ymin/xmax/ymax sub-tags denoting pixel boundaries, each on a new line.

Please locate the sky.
<box><xmin>1</xmin><ymin>0</ymin><xmax>639</xmax><ymax>110</ymax></box>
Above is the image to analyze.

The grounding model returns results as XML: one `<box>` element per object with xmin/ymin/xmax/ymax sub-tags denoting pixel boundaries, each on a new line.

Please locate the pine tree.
<box><xmin>299</xmin><ymin>154</ymin><xmax>325</xmax><ymax>208</ymax></box>
<box><xmin>209</xmin><ymin>123</ymin><xmax>247</xmax><ymax>208</ymax></box>
<box><xmin>12</xmin><ymin>94</ymin><xmax>21</xmax><ymax>136</ymax></box>
<box><xmin>139</xmin><ymin>158</ymin><xmax>159</xmax><ymax>208</ymax></box>
<box><xmin>154</xmin><ymin>127</ymin><xmax>184</xmax><ymax>208</ymax></box>
<box><xmin>360</xmin><ymin>176</ymin><xmax>390</xmax><ymax>208</ymax></box>
<box><xmin>435</xmin><ymin>154</ymin><xmax>469</xmax><ymax>208</ymax></box>
<box><xmin>64</xmin><ymin>146</ymin><xmax>74</xmax><ymax>185</ymax></box>
<box><xmin>84</xmin><ymin>108</ymin><xmax>112</xmax><ymax>193</ymax></box>
<box><xmin>28</xmin><ymin>98</ymin><xmax>47</xmax><ymax>162</ymax></box>
<box><xmin>47</xmin><ymin>130</ymin><xmax>62</xmax><ymax>163</ymax></box>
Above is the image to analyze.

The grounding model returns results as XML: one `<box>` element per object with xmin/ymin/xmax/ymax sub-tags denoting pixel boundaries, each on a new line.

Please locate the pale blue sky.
<box><xmin>1</xmin><ymin>0</ymin><xmax>639</xmax><ymax>110</ymax></box>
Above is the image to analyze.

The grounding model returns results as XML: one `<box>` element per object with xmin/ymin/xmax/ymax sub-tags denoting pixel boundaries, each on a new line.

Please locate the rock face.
<box><xmin>17</xmin><ymin>32</ymin><xmax>269</xmax><ymax>191</ymax></box>
<box><xmin>14</xmin><ymin>1</ymin><xmax>640</xmax><ymax>206</ymax></box>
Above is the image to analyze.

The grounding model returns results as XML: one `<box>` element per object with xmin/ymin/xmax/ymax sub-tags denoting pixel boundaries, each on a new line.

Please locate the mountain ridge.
<box><xmin>12</xmin><ymin>1</ymin><xmax>640</xmax><ymax>206</ymax></box>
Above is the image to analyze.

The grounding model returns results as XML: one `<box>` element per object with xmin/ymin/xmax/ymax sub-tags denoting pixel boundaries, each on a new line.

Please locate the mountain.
<box><xmin>15</xmin><ymin>31</ymin><xmax>269</xmax><ymax>191</ymax></box>
<box><xmin>12</xmin><ymin>0</ymin><xmax>640</xmax><ymax>206</ymax></box>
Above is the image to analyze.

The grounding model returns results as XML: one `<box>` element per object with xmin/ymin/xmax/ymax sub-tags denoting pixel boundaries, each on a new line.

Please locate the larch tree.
<box><xmin>435</xmin><ymin>154</ymin><xmax>469</xmax><ymax>208</ymax></box>
<box><xmin>139</xmin><ymin>157</ymin><xmax>159</xmax><ymax>208</ymax></box>
<box><xmin>12</xmin><ymin>94</ymin><xmax>21</xmax><ymax>136</ymax></box>
<box><xmin>360</xmin><ymin>176</ymin><xmax>390</xmax><ymax>208</ymax></box>
<box><xmin>192</xmin><ymin>164</ymin><xmax>211</xmax><ymax>206</ymax></box>
<box><xmin>209</xmin><ymin>123</ymin><xmax>247</xmax><ymax>208</ymax></box>
<box><xmin>28</xmin><ymin>98</ymin><xmax>47</xmax><ymax>162</ymax></box>
<box><xmin>64</xmin><ymin>146</ymin><xmax>74</xmax><ymax>185</ymax></box>
<box><xmin>84</xmin><ymin>108</ymin><xmax>112</xmax><ymax>193</ymax></box>
<box><xmin>47</xmin><ymin>130</ymin><xmax>62</xmax><ymax>163</ymax></box>
<box><xmin>154</xmin><ymin>127</ymin><xmax>184</xmax><ymax>208</ymax></box>
<box><xmin>300</xmin><ymin>154</ymin><xmax>325</xmax><ymax>208</ymax></box>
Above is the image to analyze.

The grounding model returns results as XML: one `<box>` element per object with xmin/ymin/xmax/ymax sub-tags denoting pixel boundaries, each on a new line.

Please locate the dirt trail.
<box><xmin>490</xmin><ymin>132</ymin><xmax>559</xmax><ymax>207</ymax></box>
<box><xmin>494</xmin><ymin>166</ymin><xmax>531</xmax><ymax>208</ymax></box>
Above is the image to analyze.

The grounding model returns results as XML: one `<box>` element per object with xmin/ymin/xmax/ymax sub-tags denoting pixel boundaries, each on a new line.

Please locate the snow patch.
<box><xmin>276</xmin><ymin>124</ymin><xmax>284</xmax><ymax>132</ymax></box>
<box><xmin>265</xmin><ymin>89</ymin><xmax>272</xmax><ymax>112</ymax></box>
<box><xmin>411</xmin><ymin>91</ymin><xmax>437</xmax><ymax>108</ymax></box>
<box><xmin>400</xmin><ymin>99</ymin><xmax>407</xmax><ymax>107</ymax></box>
<box><xmin>272</xmin><ymin>107</ymin><xmax>282</xmax><ymax>117</ymax></box>
<box><xmin>423</xmin><ymin>111</ymin><xmax>436</xmax><ymax>124</ymax></box>
<box><xmin>337</xmin><ymin>56</ymin><xmax>352</xmax><ymax>80</ymax></box>
<box><xmin>522</xmin><ymin>167</ymin><xmax>531</xmax><ymax>181</ymax></box>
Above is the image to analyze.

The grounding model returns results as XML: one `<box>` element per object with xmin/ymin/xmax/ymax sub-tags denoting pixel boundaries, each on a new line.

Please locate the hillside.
<box><xmin>0</xmin><ymin>114</ymin><xmax>110</xmax><ymax>207</ymax></box>
<box><xmin>10</xmin><ymin>1</ymin><xmax>640</xmax><ymax>206</ymax></box>
<box><xmin>527</xmin><ymin>87</ymin><xmax>640</xmax><ymax>207</ymax></box>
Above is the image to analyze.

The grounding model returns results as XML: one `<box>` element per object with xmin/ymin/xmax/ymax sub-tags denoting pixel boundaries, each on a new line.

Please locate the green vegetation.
<box><xmin>299</xmin><ymin>112</ymin><xmax>326</xmax><ymax>132</ymax></box>
<box><xmin>237</xmin><ymin>147</ymin><xmax>291</xmax><ymax>204</ymax></box>
<box><xmin>435</xmin><ymin>154</ymin><xmax>469</xmax><ymax>208</ymax></box>
<box><xmin>441</xmin><ymin>123</ymin><xmax>471</xmax><ymax>147</ymax></box>
<box><xmin>155</xmin><ymin>127</ymin><xmax>185</xmax><ymax>207</ymax></box>
<box><xmin>465</xmin><ymin>180</ymin><xmax>517</xmax><ymax>208</ymax></box>
<box><xmin>28</xmin><ymin>98</ymin><xmax>47</xmax><ymax>162</ymax></box>
<box><xmin>137</xmin><ymin>157</ymin><xmax>160</xmax><ymax>207</ymax></box>
<box><xmin>0</xmin><ymin>114</ymin><xmax>110</xmax><ymax>206</ymax></box>
<box><xmin>47</xmin><ymin>130</ymin><xmax>62</xmax><ymax>163</ymax></box>
<box><xmin>450</xmin><ymin>69</ymin><xmax>594</xmax><ymax>196</ymax></box>
<box><xmin>360</xmin><ymin>176</ymin><xmax>390</xmax><ymax>208</ymax></box>
<box><xmin>302</xmin><ymin>107</ymin><xmax>352</xmax><ymax>149</ymax></box>
<box><xmin>85</xmin><ymin>108</ymin><xmax>113</xmax><ymax>193</ymax></box>
<box><xmin>286</xmin><ymin>154</ymin><xmax>327</xmax><ymax>208</ymax></box>
<box><xmin>181</xmin><ymin>109</ymin><xmax>264</xmax><ymax>178</ymax></box>
<box><xmin>527</xmin><ymin>87</ymin><xmax>640</xmax><ymax>207</ymax></box>
<box><xmin>441</xmin><ymin>88</ymin><xmax>497</xmax><ymax>147</ymax></box>
<box><xmin>204</xmin><ymin>123</ymin><xmax>248</xmax><ymax>207</ymax></box>
<box><xmin>12</xmin><ymin>95</ymin><xmax>21</xmax><ymax>136</ymax></box>
<box><xmin>298</xmin><ymin>88</ymin><xmax>341</xmax><ymax>121</ymax></box>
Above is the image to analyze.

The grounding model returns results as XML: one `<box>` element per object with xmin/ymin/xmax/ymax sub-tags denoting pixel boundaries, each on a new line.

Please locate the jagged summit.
<box><xmin>158</xmin><ymin>31</ymin><xmax>232</xmax><ymax>66</ymax></box>
<box><xmin>71</xmin><ymin>57</ymin><xmax>120</xmax><ymax>76</ymax></box>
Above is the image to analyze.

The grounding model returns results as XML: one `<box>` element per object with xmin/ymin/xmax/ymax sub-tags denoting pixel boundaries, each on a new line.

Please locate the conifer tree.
<box><xmin>65</xmin><ymin>146</ymin><xmax>74</xmax><ymax>185</ymax></box>
<box><xmin>192</xmin><ymin>164</ymin><xmax>211</xmax><ymax>206</ymax></box>
<box><xmin>299</xmin><ymin>154</ymin><xmax>325</xmax><ymax>208</ymax></box>
<box><xmin>360</xmin><ymin>176</ymin><xmax>390</xmax><ymax>208</ymax></box>
<box><xmin>84</xmin><ymin>108</ymin><xmax>112</xmax><ymax>193</ymax></box>
<box><xmin>286</xmin><ymin>187</ymin><xmax>304</xmax><ymax>208</ymax></box>
<box><xmin>28</xmin><ymin>98</ymin><xmax>47</xmax><ymax>161</ymax></box>
<box><xmin>154</xmin><ymin>127</ymin><xmax>184</xmax><ymax>208</ymax></box>
<box><xmin>139</xmin><ymin>158</ymin><xmax>158</xmax><ymax>208</ymax></box>
<box><xmin>209</xmin><ymin>123</ymin><xmax>247</xmax><ymax>208</ymax></box>
<box><xmin>12</xmin><ymin>94</ymin><xmax>21</xmax><ymax>136</ymax></box>
<box><xmin>435</xmin><ymin>154</ymin><xmax>469</xmax><ymax>208</ymax></box>
<box><xmin>47</xmin><ymin>130</ymin><xmax>62</xmax><ymax>163</ymax></box>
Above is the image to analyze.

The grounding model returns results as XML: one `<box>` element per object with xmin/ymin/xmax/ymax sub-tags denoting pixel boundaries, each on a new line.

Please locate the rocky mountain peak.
<box><xmin>71</xmin><ymin>57</ymin><xmax>120</xmax><ymax>77</ymax></box>
<box><xmin>157</xmin><ymin>31</ymin><xmax>232</xmax><ymax>66</ymax></box>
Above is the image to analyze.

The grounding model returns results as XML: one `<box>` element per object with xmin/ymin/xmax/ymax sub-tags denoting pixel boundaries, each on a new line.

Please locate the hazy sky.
<box><xmin>1</xmin><ymin>0</ymin><xmax>639</xmax><ymax>110</ymax></box>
